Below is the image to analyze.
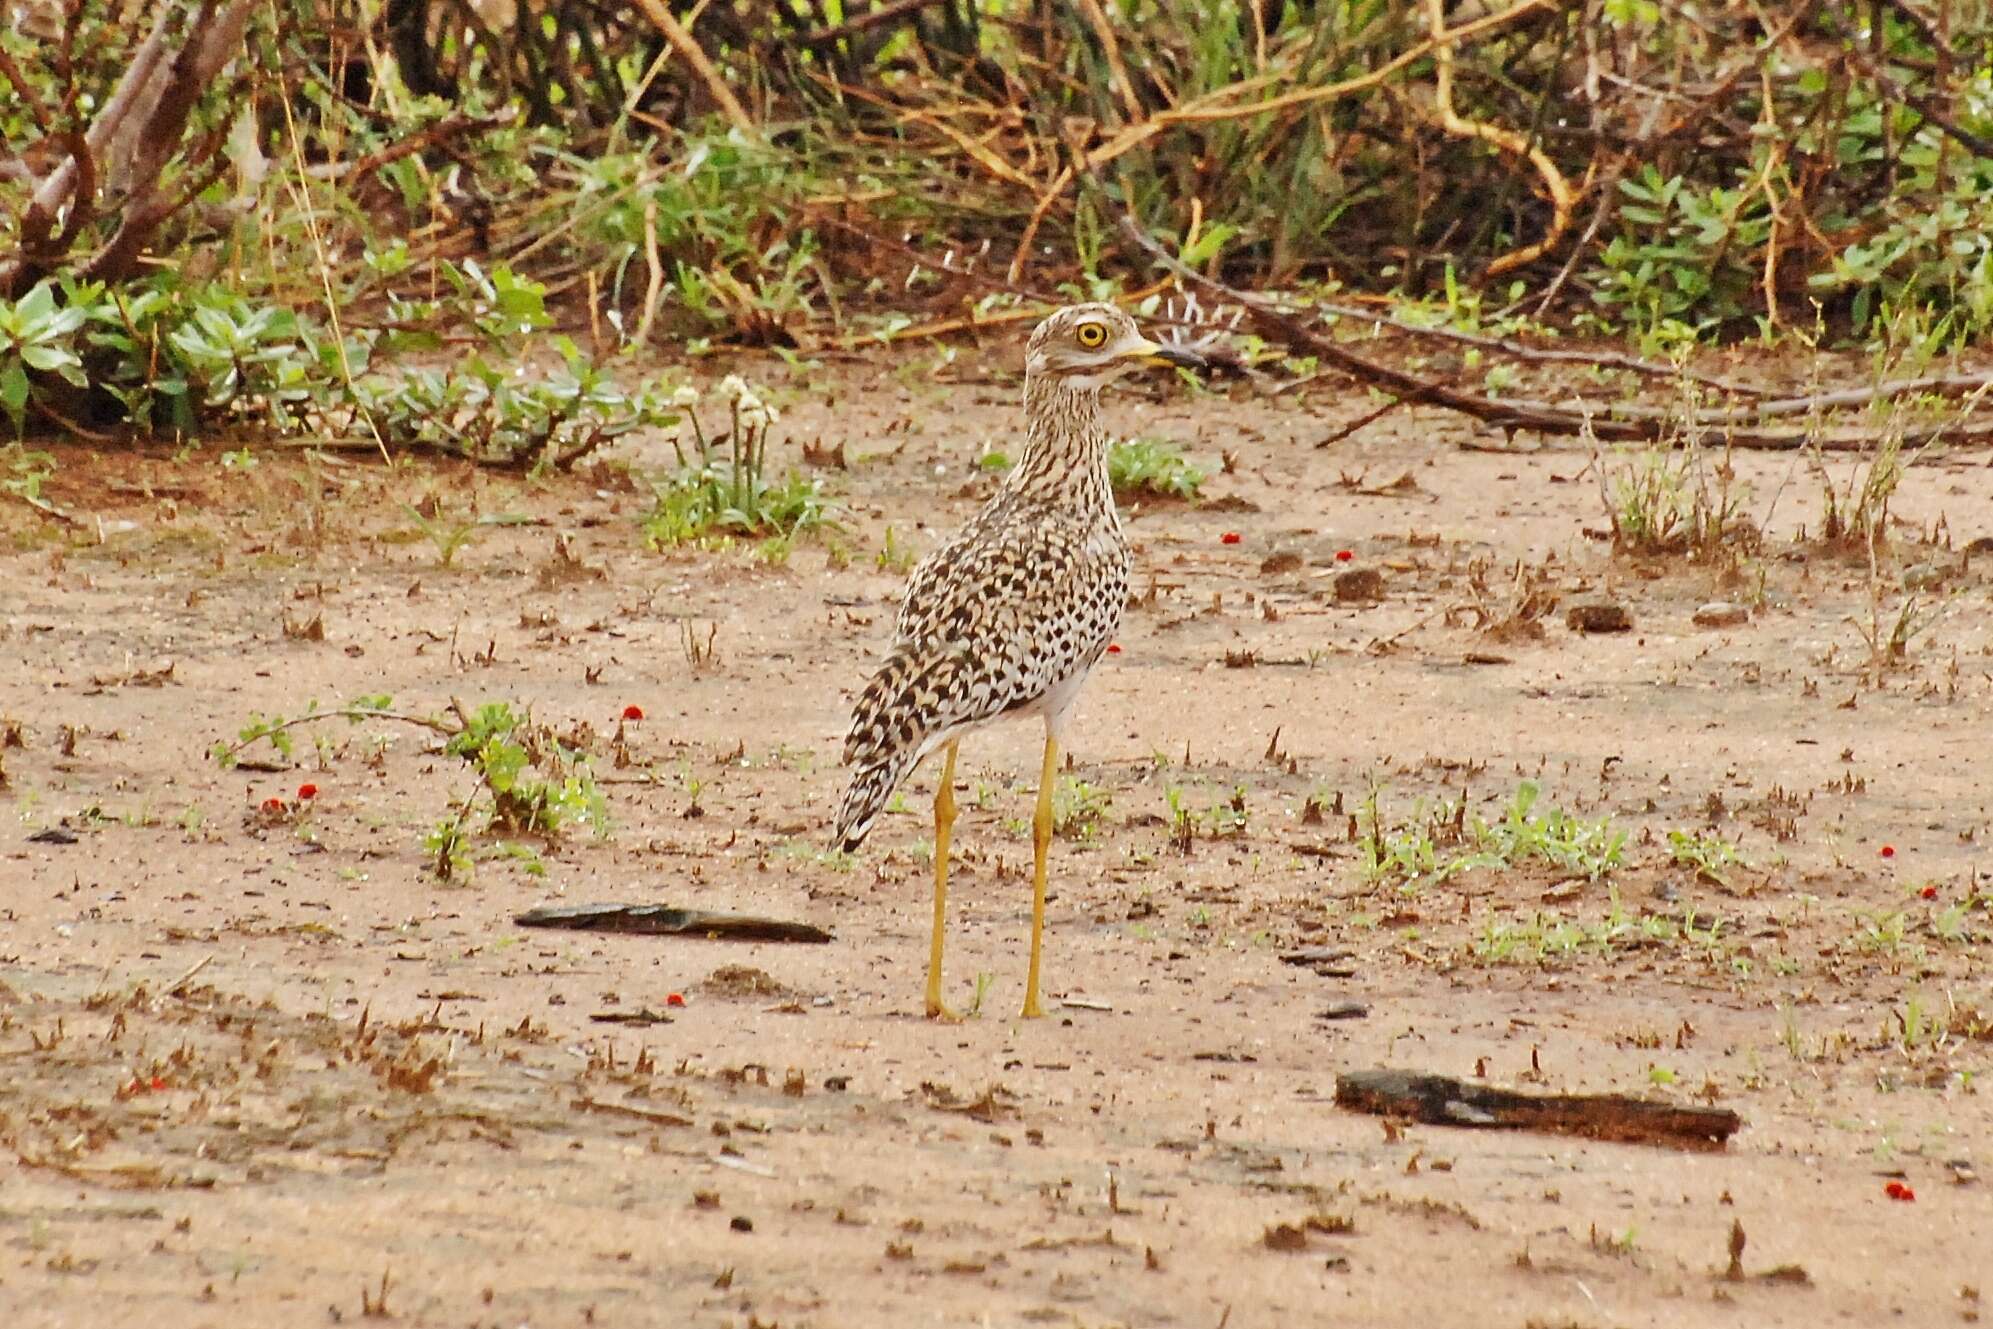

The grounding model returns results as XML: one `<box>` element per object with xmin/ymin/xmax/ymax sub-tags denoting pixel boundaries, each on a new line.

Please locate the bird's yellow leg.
<box><xmin>926</xmin><ymin>740</ymin><xmax>962</xmax><ymax>1020</ymax></box>
<box><xmin>1021</xmin><ymin>733</ymin><xmax>1058</xmax><ymax>1019</ymax></box>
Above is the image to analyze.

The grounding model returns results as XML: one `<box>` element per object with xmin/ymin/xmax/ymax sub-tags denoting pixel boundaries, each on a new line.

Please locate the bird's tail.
<box><xmin>831</xmin><ymin>745</ymin><xmax>921</xmax><ymax>852</ymax></box>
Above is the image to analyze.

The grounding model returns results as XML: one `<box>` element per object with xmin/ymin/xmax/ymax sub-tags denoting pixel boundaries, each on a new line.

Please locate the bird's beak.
<box><xmin>1122</xmin><ymin>337</ymin><xmax>1206</xmax><ymax>372</ymax></box>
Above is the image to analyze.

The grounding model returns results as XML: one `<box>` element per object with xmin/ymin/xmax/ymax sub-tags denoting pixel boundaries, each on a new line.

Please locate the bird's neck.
<box><xmin>1006</xmin><ymin>374</ymin><xmax>1111</xmax><ymax>508</ymax></box>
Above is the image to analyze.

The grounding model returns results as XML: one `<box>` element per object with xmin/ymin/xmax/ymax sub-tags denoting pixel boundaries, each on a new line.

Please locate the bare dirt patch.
<box><xmin>3</xmin><ymin>364</ymin><xmax>1989</xmax><ymax>1327</ymax></box>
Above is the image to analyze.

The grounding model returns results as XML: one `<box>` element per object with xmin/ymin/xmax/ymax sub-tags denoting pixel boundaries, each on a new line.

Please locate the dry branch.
<box><xmin>1</xmin><ymin>0</ymin><xmax>255</xmax><ymax>297</ymax></box>
<box><xmin>1098</xmin><ymin>169</ymin><xmax>1993</xmax><ymax>452</ymax></box>
<box><xmin>798</xmin><ymin>0</ymin><xmax>948</xmax><ymax>48</ymax></box>
<box><xmin>1336</xmin><ymin>1069</ymin><xmax>1743</xmax><ymax>1150</ymax></box>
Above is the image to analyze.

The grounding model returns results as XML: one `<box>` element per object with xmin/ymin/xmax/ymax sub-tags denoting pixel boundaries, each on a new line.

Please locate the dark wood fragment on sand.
<box><xmin>514</xmin><ymin>904</ymin><xmax>833</xmax><ymax>943</ymax></box>
<box><xmin>1336</xmin><ymin>1069</ymin><xmax>1742</xmax><ymax>1150</ymax></box>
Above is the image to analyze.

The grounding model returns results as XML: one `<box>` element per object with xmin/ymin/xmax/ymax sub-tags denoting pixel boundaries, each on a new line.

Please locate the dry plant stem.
<box><xmin>217</xmin><ymin>707</ymin><xmax>457</xmax><ymax>763</ymax></box>
<box><xmin>269</xmin><ymin>0</ymin><xmax>389</xmax><ymax>465</ymax></box>
<box><xmin>337</xmin><ymin>113</ymin><xmax>509</xmax><ymax>186</ymax></box>
<box><xmin>1421</xmin><ymin>0</ymin><xmax>1575</xmax><ymax>276</ymax></box>
<box><xmin>1007</xmin><ymin>163</ymin><xmax>1075</xmax><ymax>285</ymax></box>
<box><xmin>904</xmin><ymin>109</ymin><xmax>1037</xmax><ymax>190</ymax></box>
<box><xmin>1080</xmin><ymin>0</ymin><xmax>1552</xmax><ymax>171</ymax></box>
<box><xmin>1075</xmin><ymin>0</ymin><xmax>1143</xmax><ymax>124</ymax></box>
<box><xmin>1300</xmin><ymin>295</ymin><xmax>1773</xmax><ymax>397</ymax></box>
<box><xmin>629</xmin><ymin>0</ymin><xmax>755</xmax><ymax>136</ymax></box>
<box><xmin>83</xmin><ymin>0</ymin><xmax>255</xmax><ymax>283</ymax></box>
<box><xmin>634</xmin><ymin>191</ymin><xmax>667</xmax><ymax>348</ymax></box>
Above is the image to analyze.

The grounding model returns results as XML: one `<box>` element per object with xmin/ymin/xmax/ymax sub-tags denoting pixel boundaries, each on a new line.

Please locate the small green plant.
<box><xmin>1357</xmin><ymin>785</ymin><xmax>1468</xmax><ymax>892</ymax></box>
<box><xmin>214</xmin><ymin>694</ymin><xmax>607</xmax><ymax>878</ymax></box>
<box><xmin>0</xmin><ymin>281</ymin><xmax>88</xmax><ymax>435</ymax></box>
<box><xmin>425</xmin><ymin>813</ymin><xmax>475</xmax><ymax>883</ymax></box>
<box><xmin>1460</xmin><ymin>781</ymin><xmax>1626</xmax><ymax>880</ymax></box>
<box><xmin>642</xmin><ymin>378</ymin><xmax>832</xmax><ymax>547</ymax></box>
<box><xmin>1668</xmin><ymin>828</ymin><xmax>1746</xmax><ymax>886</ymax></box>
<box><xmin>965</xmin><ymin>971</ymin><xmax>996</xmax><ymax>1019</ymax></box>
<box><xmin>1207</xmin><ymin>786</ymin><xmax>1251</xmax><ymax>838</ymax></box>
<box><xmin>1589</xmin><ymin>164</ymin><xmax>1770</xmax><ymax>344</ymax></box>
<box><xmin>0</xmin><ymin>443</ymin><xmax>58</xmax><ymax>519</ymax></box>
<box><xmin>1108</xmin><ymin>438</ymin><xmax>1205</xmax><ymax>500</ymax></box>
<box><xmin>403</xmin><ymin>503</ymin><xmax>482</xmax><ymax>568</ymax></box>
<box><xmin>445</xmin><ymin>702</ymin><xmax>607</xmax><ymax>838</ymax></box>
<box><xmin>875</xmin><ymin>525</ymin><xmax>917</xmax><ymax>574</ymax></box>
<box><xmin>1603</xmin><ymin>432</ymin><xmax>1753</xmax><ymax>561</ymax></box>
<box><xmin>1163</xmin><ymin>786</ymin><xmax>1196</xmax><ymax>854</ymax></box>
<box><xmin>1052</xmin><ymin>778</ymin><xmax>1110</xmax><ymax>841</ymax></box>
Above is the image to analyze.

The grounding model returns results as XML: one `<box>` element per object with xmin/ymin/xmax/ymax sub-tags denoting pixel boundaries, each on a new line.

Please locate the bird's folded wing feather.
<box><xmin>845</xmin><ymin>516</ymin><xmax>1092</xmax><ymax>768</ymax></box>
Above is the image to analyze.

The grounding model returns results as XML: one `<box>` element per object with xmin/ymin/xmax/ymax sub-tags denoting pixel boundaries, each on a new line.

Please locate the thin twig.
<box><xmin>630</xmin><ymin>0</ymin><xmax>756</xmax><ymax>135</ymax></box>
<box><xmin>1422</xmin><ymin>0</ymin><xmax>1575</xmax><ymax>275</ymax></box>
<box><xmin>217</xmin><ymin>706</ymin><xmax>457</xmax><ymax>764</ymax></box>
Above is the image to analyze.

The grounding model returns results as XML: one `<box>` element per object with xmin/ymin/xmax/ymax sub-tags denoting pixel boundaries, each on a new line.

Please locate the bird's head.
<box><xmin>1024</xmin><ymin>303</ymin><xmax>1206</xmax><ymax>386</ymax></box>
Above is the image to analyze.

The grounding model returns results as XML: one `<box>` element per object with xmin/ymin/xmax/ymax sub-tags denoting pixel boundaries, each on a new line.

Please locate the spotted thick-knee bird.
<box><xmin>831</xmin><ymin>303</ymin><xmax>1205</xmax><ymax>1019</ymax></box>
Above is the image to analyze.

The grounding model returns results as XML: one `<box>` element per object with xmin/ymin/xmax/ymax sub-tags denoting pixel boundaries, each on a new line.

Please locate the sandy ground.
<box><xmin>2</xmin><ymin>354</ymin><xmax>1990</xmax><ymax>1328</ymax></box>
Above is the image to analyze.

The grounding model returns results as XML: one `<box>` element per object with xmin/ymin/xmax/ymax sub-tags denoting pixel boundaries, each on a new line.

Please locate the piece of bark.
<box><xmin>1279</xmin><ymin>946</ymin><xmax>1355</xmax><ymax>966</ymax></box>
<box><xmin>1336</xmin><ymin>1069</ymin><xmax>1742</xmax><ymax>1150</ymax></box>
<box><xmin>514</xmin><ymin>904</ymin><xmax>832</xmax><ymax>943</ymax></box>
<box><xmin>588</xmin><ymin>1009</ymin><xmax>675</xmax><ymax>1026</ymax></box>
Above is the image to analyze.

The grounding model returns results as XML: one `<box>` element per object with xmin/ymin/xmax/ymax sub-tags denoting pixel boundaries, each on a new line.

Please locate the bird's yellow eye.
<box><xmin>1075</xmin><ymin>321</ymin><xmax>1107</xmax><ymax>348</ymax></box>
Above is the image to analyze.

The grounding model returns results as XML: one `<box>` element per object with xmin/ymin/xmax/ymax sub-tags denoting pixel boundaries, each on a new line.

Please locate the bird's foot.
<box><xmin>1019</xmin><ymin>994</ymin><xmax>1046</xmax><ymax>1020</ymax></box>
<box><xmin>925</xmin><ymin>996</ymin><xmax>965</xmax><ymax>1022</ymax></box>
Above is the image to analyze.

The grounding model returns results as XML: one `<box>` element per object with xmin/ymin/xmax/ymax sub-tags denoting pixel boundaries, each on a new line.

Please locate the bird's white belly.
<box><xmin>1010</xmin><ymin>663</ymin><xmax>1092</xmax><ymax>740</ymax></box>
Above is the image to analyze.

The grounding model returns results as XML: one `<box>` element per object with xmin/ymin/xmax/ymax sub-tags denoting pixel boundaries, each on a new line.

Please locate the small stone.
<box><xmin>1692</xmin><ymin>601</ymin><xmax>1749</xmax><ymax>628</ymax></box>
<box><xmin>1333</xmin><ymin>568</ymin><xmax>1386</xmax><ymax>603</ymax></box>
<box><xmin>1260</xmin><ymin>550</ymin><xmax>1304</xmax><ymax>575</ymax></box>
<box><xmin>1566</xmin><ymin>598</ymin><xmax>1632</xmax><ymax>633</ymax></box>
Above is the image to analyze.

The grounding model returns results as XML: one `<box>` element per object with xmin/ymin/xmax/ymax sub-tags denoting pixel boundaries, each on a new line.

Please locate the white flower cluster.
<box><xmin>713</xmin><ymin>374</ymin><xmax>779</xmax><ymax>429</ymax></box>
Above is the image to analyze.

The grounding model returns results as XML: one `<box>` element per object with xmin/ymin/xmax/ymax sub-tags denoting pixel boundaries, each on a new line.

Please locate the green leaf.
<box><xmin>0</xmin><ymin>360</ymin><xmax>29</xmax><ymax>428</ymax></box>
<box><xmin>1179</xmin><ymin>222</ymin><xmax>1238</xmax><ymax>268</ymax></box>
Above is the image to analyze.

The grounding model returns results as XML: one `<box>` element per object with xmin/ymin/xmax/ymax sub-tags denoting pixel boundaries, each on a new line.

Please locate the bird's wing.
<box><xmin>845</xmin><ymin>512</ymin><xmax>1097</xmax><ymax>769</ymax></box>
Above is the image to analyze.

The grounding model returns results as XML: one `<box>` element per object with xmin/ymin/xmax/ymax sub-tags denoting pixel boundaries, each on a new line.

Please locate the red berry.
<box><xmin>150</xmin><ymin>1075</ymin><xmax>166</xmax><ymax>1091</ymax></box>
<box><xmin>1880</xmin><ymin>845</ymin><xmax>1896</xmax><ymax>859</ymax></box>
<box><xmin>260</xmin><ymin>797</ymin><xmax>285</xmax><ymax>812</ymax></box>
<box><xmin>1220</xmin><ymin>532</ymin><xmax>1241</xmax><ymax>545</ymax></box>
<box><xmin>1884</xmin><ymin>1181</ymin><xmax>1915</xmax><ymax>1202</ymax></box>
<box><xmin>622</xmin><ymin>705</ymin><xmax>645</xmax><ymax>721</ymax></box>
<box><xmin>665</xmin><ymin>992</ymin><xmax>686</xmax><ymax>1008</ymax></box>
<box><xmin>296</xmin><ymin>783</ymin><xmax>318</xmax><ymax>800</ymax></box>
<box><xmin>1106</xmin><ymin>643</ymin><xmax>1122</xmax><ymax>655</ymax></box>
<box><xmin>1335</xmin><ymin>549</ymin><xmax>1354</xmax><ymax>562</ymax></box>
<box><xmin>1920</xmin><ymin>885</ymin><xmax>1938</xmax><ymax>900</ymax></box>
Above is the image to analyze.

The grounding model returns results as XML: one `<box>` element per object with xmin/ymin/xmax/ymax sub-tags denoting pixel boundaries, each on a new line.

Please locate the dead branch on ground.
<box><xmin>1337</xmin><ymin>1068</ymin><xmax>1743</xmax><ymax>1150</ymax></box>
<box><xmin>1097</xmin><ymin>167</ymin><xmax>1993</xmax><ymax>453</ymax></box>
